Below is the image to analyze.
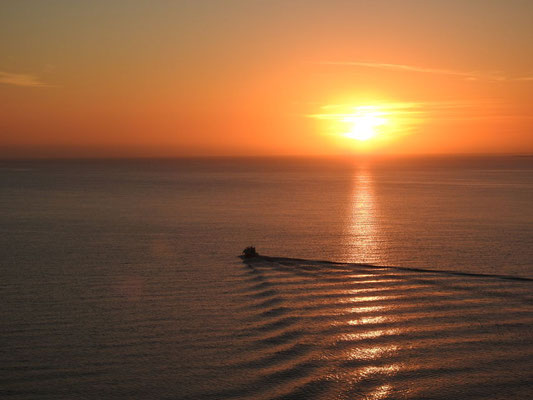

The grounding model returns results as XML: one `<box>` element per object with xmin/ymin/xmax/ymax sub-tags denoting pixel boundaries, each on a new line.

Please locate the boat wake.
<box><xmin>195</xmin><ymin>255</ymin><xmax>533</xmax><ymax>400</ymax></box>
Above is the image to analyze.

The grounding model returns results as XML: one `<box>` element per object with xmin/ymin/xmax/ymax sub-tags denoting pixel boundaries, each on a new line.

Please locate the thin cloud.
<box><xmin>318</xmin><ymin>61</ymin><xmax>507</xmax><ymax>81</ymax></box>
<box><xmin>0</xmin><ymin>70</ymin><xmax>49</xmax><ymax>87</ymax></box>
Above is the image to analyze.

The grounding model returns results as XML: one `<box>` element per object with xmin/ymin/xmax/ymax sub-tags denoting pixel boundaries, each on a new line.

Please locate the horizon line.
<box><xmin>2</xmin><ymin>152</ymin><xmax>533</xmax><ymax>162</ymax></box>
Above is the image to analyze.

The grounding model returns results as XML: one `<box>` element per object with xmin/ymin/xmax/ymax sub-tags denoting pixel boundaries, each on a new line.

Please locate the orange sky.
<box><xmin>1</xmin><ymin>0</ymin><xmax>532</xmax><ymax>158</ymax></box>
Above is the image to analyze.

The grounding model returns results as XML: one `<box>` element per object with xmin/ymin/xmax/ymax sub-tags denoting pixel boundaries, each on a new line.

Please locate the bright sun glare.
<box><xmin>309</xmin><ymin>104</ymin><xmax>395</xmax><ymax>146</ymax></box>
<box><xmin>343</xmin><ymin>106</ymin><xmax>388</xmax><ymax>141</ymax></box>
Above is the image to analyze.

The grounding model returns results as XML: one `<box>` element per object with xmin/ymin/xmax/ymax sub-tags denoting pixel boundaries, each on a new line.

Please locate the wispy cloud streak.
<box><xmin>0</xmin><ymin>70</ymin><xmax>49</xmax><ymax>87</ymax></box>
<box><xmin>318</xmin><ymin>61</ymin><xmax>509</xmax><ymax>81</ymax></box>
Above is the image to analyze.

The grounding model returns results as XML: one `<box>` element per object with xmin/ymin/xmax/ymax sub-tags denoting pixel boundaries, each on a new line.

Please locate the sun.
<box><xmin>342</xmin><ymin>106</ymin><xmax>388</xmax><ymax>141</ymax></box>
<box><xmin>309</xmin><ymin>104</ymin><xmax>392</xmax><ymax>146</ymax></box>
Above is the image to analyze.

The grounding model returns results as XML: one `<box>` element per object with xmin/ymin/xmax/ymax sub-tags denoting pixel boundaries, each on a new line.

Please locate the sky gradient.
<box><xmin>1</xmin><ymin>0</ymin><xmax>532</xmax><ymax>157</ymax></box>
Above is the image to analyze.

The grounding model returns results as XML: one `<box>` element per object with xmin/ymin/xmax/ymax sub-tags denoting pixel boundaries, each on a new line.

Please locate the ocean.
<box><xmin>1</xmin><ymin>156</ymin><xmax>532</xmax><ymax>399</ymax></box>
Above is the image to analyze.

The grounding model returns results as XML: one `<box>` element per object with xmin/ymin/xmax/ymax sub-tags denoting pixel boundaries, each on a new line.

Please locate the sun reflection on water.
<box><xmin>354</xmin><ymin>278</ymin><xmax>402</xmax><ymax>284</ymax></box>
<box><xmin>335</xmin><ymin>277</ymin><xmax>407</xmax><ymax>394</ymax></box>
<box><xmin>346</xmin><ymin>305</ymin><xmax>388</xmax><ymax>313</ymax></box>
<box><xmin>343</xmin><ymin>167</ymin><xmax>385</xmax><ymax>264</ymax></box>
<box><xmin>358</xmin><ymin>364</ymin><xmax>401</xmax><ymax>377</ymax></box>
<box><xmin>343</xmin><ymin>287</ymin><xmax>383</xmax><ymax>294</ymax></box>
<box><xmin>335</xmin><ymin>171</ymin><xmax>407</xmax><ymax>394</ymax></box>
<box><xmin>347</xmin><ymin>316</ymin><xmax>389</xmax><ymax>325</ymax></box>
<box><xmin>346</xmin><ymin>344</ymin><xmax>399</xmax><ymax>361</ymax></box>
<box><xmin>365</xmin><ymin>384</ymin><xmax>394</xmax><ymax>400</ymax></box>
<box><xmin>339</xmin><ymin>328</ymin><xmax>401</xmax><ymax>341</ymax></box>
<box><xmin>339</xmin><ymin>295</ymin><xmax>402</xmax><ymax>304</ymax></box>
<box><xmin>345</xmin><ymin>274</ymin><xmax>375</xmax><ymax>279</ymax></box>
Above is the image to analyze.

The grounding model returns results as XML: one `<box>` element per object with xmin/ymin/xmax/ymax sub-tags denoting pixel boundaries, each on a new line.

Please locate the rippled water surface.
<box><xmin>1</xmin><ymin>156</ymin><xmax>532</xmax><ymax>399</ymax></box>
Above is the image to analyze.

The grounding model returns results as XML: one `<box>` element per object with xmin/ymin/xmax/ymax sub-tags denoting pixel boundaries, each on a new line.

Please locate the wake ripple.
<box><xmin>210</xmin><ymin>256</ymin><xmax>533</xmax><ymax>400</ymax></box>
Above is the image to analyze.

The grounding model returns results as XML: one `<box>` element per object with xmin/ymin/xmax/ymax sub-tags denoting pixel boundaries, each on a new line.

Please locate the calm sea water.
<box><xmin>1</xmin><ymin>156</ymin><xmax>532</xmax><ymax>399</ymax></box>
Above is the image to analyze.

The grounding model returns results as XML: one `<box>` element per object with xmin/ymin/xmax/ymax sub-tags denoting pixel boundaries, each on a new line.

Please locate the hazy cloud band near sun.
<box><xmin>0</xmin><ymin>70</ymin><xmax>49</xmax><ymax>87</ymax></box>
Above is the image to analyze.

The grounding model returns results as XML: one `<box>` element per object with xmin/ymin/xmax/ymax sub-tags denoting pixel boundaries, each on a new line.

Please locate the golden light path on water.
<box><xmin>343</xmin><ymin>167</ymin><xmax>384</xmax><ymax>264</ymax></box>
<box><xmin>339</xmin><ymin>168</ymin><xmax>406</xmax><ymax>394</ymax></box>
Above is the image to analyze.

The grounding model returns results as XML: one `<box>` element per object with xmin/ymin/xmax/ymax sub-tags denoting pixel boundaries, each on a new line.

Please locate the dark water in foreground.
<box><xmin>1</xmin><ymin>156</ymin><xmax>532</xmax><ymax>399</ymax></box>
